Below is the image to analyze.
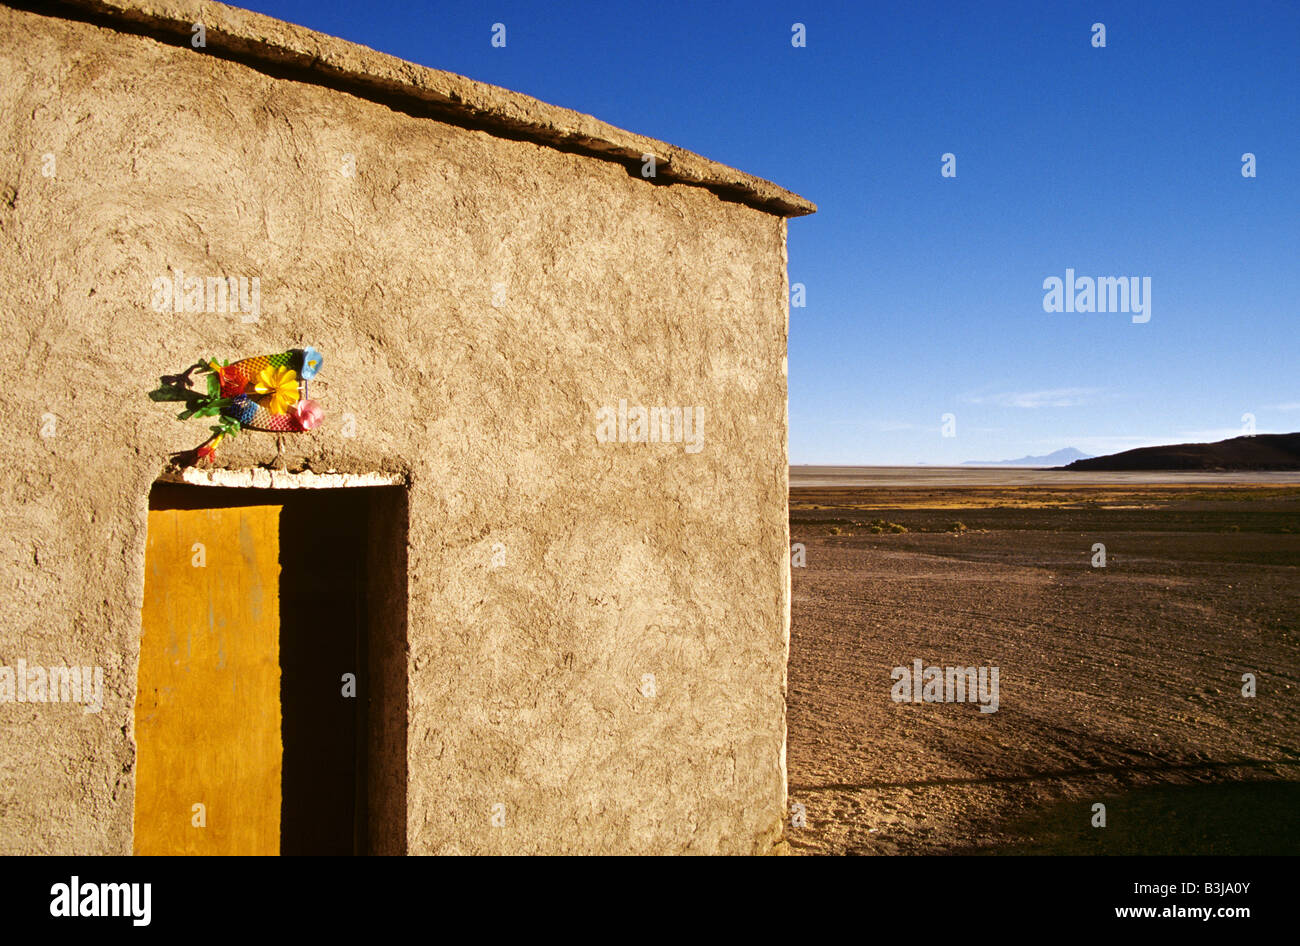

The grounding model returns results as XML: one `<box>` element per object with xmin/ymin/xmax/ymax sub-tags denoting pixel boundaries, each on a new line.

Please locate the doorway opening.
<box><xmin>135</xmin><ymin>481</ymin><xmax>408</xmax><ymax>855</ymax></box>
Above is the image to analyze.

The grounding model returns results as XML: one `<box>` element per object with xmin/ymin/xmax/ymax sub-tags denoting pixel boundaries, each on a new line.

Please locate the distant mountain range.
<box><xmin>962</xmin><ymin>447</ymin><xmax>1093</xmax><ymax>467</ymax></box>
<box><xmin>1061</xmin><ymin>433</ymin><xmax>1300</xmax><ymax>471</ymax></box>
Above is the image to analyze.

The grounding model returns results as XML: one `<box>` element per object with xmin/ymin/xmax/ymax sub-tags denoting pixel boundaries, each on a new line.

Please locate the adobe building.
<box><xmin>0</xmin><ymin>0</ymin><xmax>814</xmax><ymax>854</ymax></box>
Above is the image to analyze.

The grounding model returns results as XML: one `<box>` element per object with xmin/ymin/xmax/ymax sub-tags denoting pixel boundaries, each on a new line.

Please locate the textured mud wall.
<box><xmin>0</xmin><ymin>3</ymin><xmax>793</xmax><ymax>854</ymax></box>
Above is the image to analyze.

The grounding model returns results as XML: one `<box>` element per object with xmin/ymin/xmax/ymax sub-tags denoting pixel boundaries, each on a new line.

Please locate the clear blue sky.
<box><xmin>241</xmin><ymin>0</ymin><xmax>1298</xmax><ymax>464</ymax></box>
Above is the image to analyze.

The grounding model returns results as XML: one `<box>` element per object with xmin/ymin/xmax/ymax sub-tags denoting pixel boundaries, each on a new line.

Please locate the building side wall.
<box><xmin>0</xmin><ymin>5</ymin><xmax>790</xmax><ymax>854</ymax></box>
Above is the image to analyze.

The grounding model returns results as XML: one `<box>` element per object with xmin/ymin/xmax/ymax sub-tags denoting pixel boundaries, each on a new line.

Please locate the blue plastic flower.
<box><xmin>298</xmin><ymin>347</ymin><xmax>324</xmax><ymax>380</ymax></box>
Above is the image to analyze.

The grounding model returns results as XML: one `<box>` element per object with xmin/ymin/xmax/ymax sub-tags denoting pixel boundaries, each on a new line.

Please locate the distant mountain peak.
<box><xmin>962</xmin><ymin>447</ymin><xmax>1093</xmax><ymax>467</ymax></box>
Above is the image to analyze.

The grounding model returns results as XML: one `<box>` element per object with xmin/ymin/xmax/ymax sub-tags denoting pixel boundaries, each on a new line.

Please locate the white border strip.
<box><xmin>162</xmin><ymin>467</ymin><xmax>405</xmax><ymax>489</ymax></box>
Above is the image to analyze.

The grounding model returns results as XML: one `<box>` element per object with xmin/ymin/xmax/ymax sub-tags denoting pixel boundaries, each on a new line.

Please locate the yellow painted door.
<box><xmin>135</xmin><ymin>505</ymin><xmax>283</xmax><ymax>855</ymax></box>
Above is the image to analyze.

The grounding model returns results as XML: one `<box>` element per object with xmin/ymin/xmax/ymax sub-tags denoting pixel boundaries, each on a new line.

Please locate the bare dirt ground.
<box><xmin>786</xmin><ymin>483</ymin><xmax>1300</xmax><ymax>854</ymax></box>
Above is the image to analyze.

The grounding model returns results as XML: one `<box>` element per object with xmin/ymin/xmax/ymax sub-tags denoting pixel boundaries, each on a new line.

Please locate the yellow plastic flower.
<box><xmin>253</xmin><ymin>365</ymin><xmax>300</xmax><ymax>415</ymax></box>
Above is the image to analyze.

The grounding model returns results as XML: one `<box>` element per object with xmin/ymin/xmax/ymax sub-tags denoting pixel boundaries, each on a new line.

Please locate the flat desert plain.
<box><xmin>787</xmin><ymin>469</ymin><xmax>1300</xmax><ymax>854</ymax></box>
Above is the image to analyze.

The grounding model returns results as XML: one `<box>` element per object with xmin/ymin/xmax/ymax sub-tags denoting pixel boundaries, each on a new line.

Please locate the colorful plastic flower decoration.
<box><xmin>151</xmin><ymin>347</ymin><xmax>325</xmax><ymax>462</ymax></box>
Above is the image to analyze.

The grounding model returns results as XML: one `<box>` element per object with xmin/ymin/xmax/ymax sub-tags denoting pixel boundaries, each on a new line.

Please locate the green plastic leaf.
<box><xmin>213</xmin><ymin>416</ymin><xmax>242</xmax><ymax>438</ymax></box>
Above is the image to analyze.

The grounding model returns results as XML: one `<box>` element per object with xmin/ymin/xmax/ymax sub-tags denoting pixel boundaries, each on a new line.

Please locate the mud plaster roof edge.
<box><xmin>20</xmin><ymin>0</ymin><xmax>817</xmax><ymax>217</ymax></box>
